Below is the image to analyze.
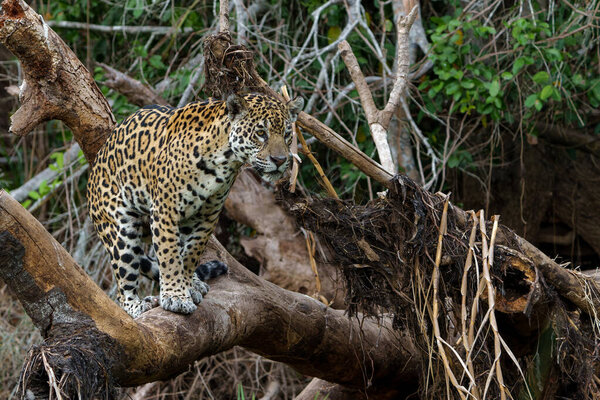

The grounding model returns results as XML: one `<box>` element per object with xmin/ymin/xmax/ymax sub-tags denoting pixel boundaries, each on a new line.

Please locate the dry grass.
<box><xmin>0</xmin><ymin>285</ymin><xmax>42</xmax><ymax>399</ymax></box>
<box><xmin>121</xmin><ymin>347</ymin><xmax>309</xmax><ymax>400</ymax></box>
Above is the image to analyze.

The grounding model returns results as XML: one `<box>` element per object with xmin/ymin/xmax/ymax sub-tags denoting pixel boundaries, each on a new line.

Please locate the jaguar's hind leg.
<box><xmin>95</xmin><ymin>213</ymin><xmax>159</xmax><ymax>318</ymax></box>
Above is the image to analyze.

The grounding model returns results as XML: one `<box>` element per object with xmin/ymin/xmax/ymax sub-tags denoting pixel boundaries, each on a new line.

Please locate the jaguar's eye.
<box><xmin>256</xmin><ymin>129</ymin><xmax>268</xmax><ymax>141</ymax></box>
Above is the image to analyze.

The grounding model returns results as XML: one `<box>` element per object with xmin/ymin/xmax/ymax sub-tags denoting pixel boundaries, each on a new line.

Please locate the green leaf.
<box><xmin>133</xmin><ymin>7</ymin><xmax>143</xmax><ymax>19</ymax></box>
<box><xmin>39</xmin><ymin>180</ymin><xmax>50</xmax><ymax>195</ymax></box>
<box><xmin>539</xmin><ymin>85</ymin><xmax>554</xmax><ymax>101</ymax></box>
<box><xmin>448</xmin><ymin>155</ymin><xmax>460</xmax><ymax>168</ymax></box>
<box><xmin>327</xmin><ymin>26</ymin><xmax>341</xmax><ymax>44</ymax></box>
<box><xmin>544</xmin><ymin>48</ymin><xmax>562</xmax><ymax>61</ymax></box>
<box><xmin>532</xmin><ymin>71</ymin><xmax>549</xmax><ymax>84</ymax></box>
<box><xmin>512</xmin><ymin>58</ymin><xmax>526</xmax><ymax>74</ymax></box>
<box><xmin>445</xmin><ymin>81</ymin><xmax>460</xmax><ymax>95</ymax></box>
<box><xmin>489</xmin><ymin>79</ymin><xmax>500</xmax><ymax>97</ymax></box>
<box><xmin>384</xmin><ymin>19</ymin><xmax>393</xmax><ymax>32</ymax></box>
<box><xmin>149</xmin><ymin>55</ymin><xmax>166</xmax><ymax>69</ymax></box>
<box><xmin>50</xmin><ymin>151</ymin><xmax>64</xmax><ymax>169</ymax></box>
<box><xmin>501</xmin><ymin>71</ymin><xmax>513</xmax><ymax>80</ymax></box>
<box><xmin>524</xmin><ymin>94</ymin><xmax>538</xmax><ymax>108</ymax></box>
<box><xmin>534</xmin><ymin>99</ymin><xmax>543</xmax><ymax>111</ymax></box>
<box><xmin>460</xmin><ymin>80</ymin><xmax>475</xmax><ymax>89</ymax></box>
<box><xmin>28</xmin><ymin>190</ymin><xmax>40</xmax><ymax>200</ymax></box>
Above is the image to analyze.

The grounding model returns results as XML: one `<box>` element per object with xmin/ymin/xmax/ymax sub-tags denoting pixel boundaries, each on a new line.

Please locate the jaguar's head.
<box><xmin>227</xmin><ymin>93</ymin><xmax>304</xmax><ymax>182</ymax></box>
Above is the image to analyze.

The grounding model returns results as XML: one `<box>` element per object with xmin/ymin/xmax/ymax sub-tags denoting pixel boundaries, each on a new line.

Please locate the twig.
<box><xmin>99</xmin><ymin>63</ymin><xmax>169</xmax><ymax>107</ymax></box>
<box><xmin>297</xmin><ymin>131</ymin><xmax>338</xmax><ymax>199</ymax></box>
<box><xmin>9</xmin><ymin>144</ymin><xmax>82</xmax><ymax>203</ymax></box>
<box><xmin>479</xmin><ymin>213</ymin><xmax>507</xmax><ymax>400</ymax></box>
<box><xmin>177</xmin><ymin>55</ymin><xmax>205</xmax><ymax>107</ymax></box>
<box><xmin>460</xmin><ymin>211</ymin><xmax>481</xmax><ymax>400</ymax></box>
<box><xmin>304</xmin><ymin>230</ymin><xmax>324</xmax><ymax>303</ymax></box>
<box><xmin>432</xmin><ymin>196</ymin><xmax>470</xmax><ymax>399</ymax></box>
<box><xmin>46</xmin><ymin>20</ymin><xmax>194</xmax><ymax>34</ymax></box>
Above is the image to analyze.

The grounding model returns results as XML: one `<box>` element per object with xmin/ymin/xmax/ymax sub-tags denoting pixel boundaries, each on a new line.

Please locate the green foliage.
<box><xmin>417</xmin><ymin>4</ymin><xmax>599</xmax><ymax>175</ymax></box>
<box><xmin>421</xmin><ymin>9</ymin><xmax>596</xmax><ymax>122</ymax></box>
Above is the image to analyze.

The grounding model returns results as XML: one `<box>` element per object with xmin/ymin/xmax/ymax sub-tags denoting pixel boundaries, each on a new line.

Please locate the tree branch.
<box><xmin>46</xmin><ymin>20</ymin><xmax>195</xmax><ymax>34</ymax></box>
<box><xmin>0</xmin><ymin>0</ymin><xmax>114</xmax><ymax>164</ymax></box>
<box><xmin>99</xmin><ymin>63</ymin><xmax>170</xmax><ymax>107</ymax></box>
<box><xmin>0</xmin><ymin>189</ymin><xmax>419</xmax><ymax>395</ymax></box>
<box><xmin>337</xmin><ymin>5</ymin><xmax>419</xmax><ymax>174</ymax></box>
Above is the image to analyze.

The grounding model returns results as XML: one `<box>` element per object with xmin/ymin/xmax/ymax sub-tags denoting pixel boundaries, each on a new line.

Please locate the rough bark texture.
<box><xmin>0</xmin><ymin>0</ymin><xmax>114</xmax><ymax>164</ymax></box>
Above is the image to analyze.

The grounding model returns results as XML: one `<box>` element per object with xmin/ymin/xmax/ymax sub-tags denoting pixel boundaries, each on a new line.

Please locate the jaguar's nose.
<box><xmin>270</xmin><ymin>155</ymin><xmax>287</xmax><ymax>167</ymax></box>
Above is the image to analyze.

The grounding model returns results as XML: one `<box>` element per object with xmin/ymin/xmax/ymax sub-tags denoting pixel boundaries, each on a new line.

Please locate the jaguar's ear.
<box><xmin>287</xmin><ymin>96</ymin><xmax>304</xmax><ymax>122</ymax></box>
<box><xmin>226</xmin><ymin>94</ymin><xmax>248</xmax><ymax>121</ymax></box>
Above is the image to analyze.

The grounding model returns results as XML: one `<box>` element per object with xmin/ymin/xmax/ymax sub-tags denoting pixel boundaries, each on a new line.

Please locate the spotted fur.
<box><xmin>88</xmin><ymin>93</ymin><xmax>304</xmax><ymax>317</ymax></box>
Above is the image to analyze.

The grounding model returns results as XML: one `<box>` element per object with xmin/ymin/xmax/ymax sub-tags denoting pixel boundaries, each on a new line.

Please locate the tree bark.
<box><xmin>0</xmin><ymin>0</ymin><xmax>113</xmax><ymax>164</ymax></box>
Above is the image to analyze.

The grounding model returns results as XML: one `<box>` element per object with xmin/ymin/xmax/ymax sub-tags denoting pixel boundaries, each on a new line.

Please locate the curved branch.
<box><xmin>0</xmin><ymin>0</ymin><xmax>114</xmax><ymax>164</ymax></box>
<box><xmin>0</xmin><ymin>189</ymin><xmax>420</xmax><ymax>394</ymax></box>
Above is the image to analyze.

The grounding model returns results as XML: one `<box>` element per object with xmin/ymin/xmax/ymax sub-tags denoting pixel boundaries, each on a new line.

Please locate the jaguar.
<box><xmin>87</xmin><ymin>93</ymin><xmax>303</xmax><ymax>317</ymax></box>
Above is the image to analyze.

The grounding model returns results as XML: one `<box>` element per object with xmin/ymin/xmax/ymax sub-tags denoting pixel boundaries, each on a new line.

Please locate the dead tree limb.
<box><xmin>99</xmin><ymin>63</ymin><xmax>169</xmax><ymax>108</ymax></box>
<box><xmin>337</xmin><ymin>5</ymin><xmax>418</xmax><ymax>174</ymax></box>
<box><xmin>0</xmin><ymin>0</ymin><xmax>113</xmax><ymax>164</ymax></box>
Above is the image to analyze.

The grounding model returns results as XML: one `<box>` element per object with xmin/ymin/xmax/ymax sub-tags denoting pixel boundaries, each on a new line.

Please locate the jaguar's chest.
<box><xmin>176</xmin><ymin>158</ymin><xmax>239</xmax><ymax>219</ymax></box>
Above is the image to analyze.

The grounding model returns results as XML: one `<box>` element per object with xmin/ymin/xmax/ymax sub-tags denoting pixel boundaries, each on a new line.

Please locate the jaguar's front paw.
<box><xmin>143</xmin><ymin>295</ymin><xmax>160</xmax><ymax>309</ymax></box>
<box><xmin>160</xmin><ymin>292</ymin><xmax>197</xmax><ymax>314</ymax></box>
<box><xmin>193</xmin><ymin>274</ymin><xmax>210</xmax><ymax>296</ymax></box>
<box><xmin>123</xmin><ymin>297</ymin><xmax>156</xmax><ymax>318</ymax></box>
<box><xmin>189</xmin><ymin>287</ymin><xmax>204</xmax><ymax>305</ymax></box>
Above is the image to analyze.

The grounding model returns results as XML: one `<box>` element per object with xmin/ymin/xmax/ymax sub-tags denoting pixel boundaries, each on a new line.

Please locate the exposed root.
<box><xmin>19</xmin><ymin>322</ymin><xmax>119</xmax><ymax>400</ymax></box>
<box><xmin>202</xmin><ymin>31</ymin><xmax>264</xmax><ymax>98</ymax></box>
<box><xmin>282</xmin><ymin>175</ymin><xmax>600</xmax><ymax>399</ymax></box>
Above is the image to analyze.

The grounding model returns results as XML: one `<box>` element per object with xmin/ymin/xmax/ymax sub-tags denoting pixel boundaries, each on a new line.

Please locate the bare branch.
<box><xmin>46</xmin><ymin>20</ymin><xmax>194</xmax><ymax>34</ymax></box>
<box><xmin>337</xmin><ymin>41</ymin><xmax>378</xmax><ymax>120</ymax></box>
<box><xmin>337</xmin><ymin>5</ymin><xmax>419</xmax><ymax>174</ymax></box>
<box><xmin>219</xmin><ymin>0</ymin><xmax>230</xmax><ymax>33</ymax></box>
<box><xmin>99</xmin><ymin>63</ymin><xmax>169</xmax><ymax>107</ymax></box>
<box><xmin>379</xmin><ymin>5</ymin><xmax>419</xmax><ymax>127</ymax></box>
<box><xmin>9</xmin><ymin>144</ymin><xmax>82</xmax><ymax>203</ymax></box>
